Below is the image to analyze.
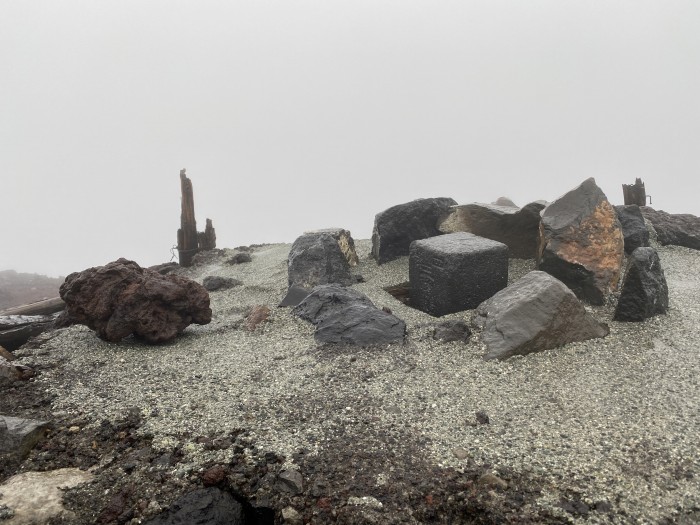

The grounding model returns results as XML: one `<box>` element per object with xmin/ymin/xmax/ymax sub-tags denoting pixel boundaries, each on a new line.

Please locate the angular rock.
<box><xmin>277</xmin><ymin>469</ymin><xmax>304</xmax><ymax>495</ymax></box>
<box><xmin>372</xmin><ymin>197</ymin><xmax>457</xmax><ymax>264</ymax></box>
<box><xmin>614</xmin><ymin>205</ymin><xmax>650</xmax><ymax>254</ymax></box>
<box><xmin>304</xmin><ymin>228</ymin><xmax>359</xmax><ymax>266</ymax></box>
<box><xmin>278</xmin><ymin>286</ymin><xmax>312</xmax><ymax>308</ymax></box>
<box><xmin>0</xmin><ymin>415</ymin><xmax>49</xmax><ymax>458</ymax></box>
<box><xmin>293</xmin><ymin>284</ymin><xmax>405</xmax><ymax>346</ymax></box>
<box><xmin>0</xmin><ymin>357</ymin><xmax>20</xmax><ymax>385</ymax></box>
<box><xmin>0</xmin><ymin>468</ymin><xmax>93</xmax><ymax>524</ymax></box>
<box><xmin>474</xmin><ymin>271</ymin><xmax>609</xmax><ymax>360</ymax></box>
<box><xmin>410</xmin><ymin>232</ymin><xmax>509</xmax><ymax>316</ymax></box>
<box><xmin>537</xmin><ymin>178</ymin><xmax>624</xmax><ymax>305</ymax></box>
<box><xmin>640</xmin><ymin>207</ymin><xmax>700</xmax><ymax>250</ymax></box>
<box><xmin>614</xmin><ymin>247</ymin><xmax>669</xmax><ymax>321</ymax></box>
<box><xmin>439</xmin><ymin>201</ymin><xmax>546</xmax><ymax>259</ymax></box>
<box><xmin>432</xmin><ymin>320</ymin><xmax>471</xmax><ymax>342</ymax></box>
<box><xmin>202</xmin><ymin>276</ymin><xmax>242</xmax><ymax>292</ymax></box>
<box><xmin>288</xmin><ymin>232</ymin><xmax>355</xmax><ymax>289</ymax></box>
<box><xmin>0</xmin><ymin>344</ymin><xmax>14</xmax><ymax>361</ymax></box>
<box><xmin>142</xmin><ymin>487</ymin><xmax>245</xmax><ymax>525</ymax></box>
<box><xmin>59</xmin><ymin>258</ymin><xmax>211</xmax><ymax>344</ymax></box>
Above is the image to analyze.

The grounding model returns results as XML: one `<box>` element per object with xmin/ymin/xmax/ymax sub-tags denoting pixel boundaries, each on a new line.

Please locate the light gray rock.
<box><xmin>438</xmin><ymin>201</ymin><xmax>546</xmax><ymax>258</ymax></box>
<box><xmin>409</xmin><ymin>232</ymin><xmax>508</xmax><ymax>317</ymax></box>
<box><xmin>614</xmin><ymin>247</ymin><xmax>669</xmax><ymax>322</ymax></box>
<box><xmin>474</xmin><ymin>271</ymin><xmax>609</xmax><ymax>360</ymax></box>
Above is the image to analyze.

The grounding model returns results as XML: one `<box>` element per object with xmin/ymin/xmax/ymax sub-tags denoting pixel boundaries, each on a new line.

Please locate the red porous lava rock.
<box><xmin>59</xmin><ymin>258</ymin><xmax>211</xmax><ymax>343</ymax></box>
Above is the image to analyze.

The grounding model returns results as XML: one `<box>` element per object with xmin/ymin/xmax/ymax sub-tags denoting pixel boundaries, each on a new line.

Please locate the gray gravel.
<box><xmin>18</xmin><ymin>240</ymin><xmax>700</xmax><ymax>523</ymax></box>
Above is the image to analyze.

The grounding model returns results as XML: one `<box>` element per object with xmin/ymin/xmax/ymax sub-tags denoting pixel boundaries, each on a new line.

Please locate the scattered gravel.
<box><xmin>11</xmin><ymin>241</ymin><xmax>700</xmax><ymax>523</ymax></box>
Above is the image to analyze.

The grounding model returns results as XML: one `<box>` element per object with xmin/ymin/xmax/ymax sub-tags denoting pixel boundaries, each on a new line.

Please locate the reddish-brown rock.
<box><xmin>59</xmin><ymin>258</ymin><xmax>211</xmax><ymax>343</ymax></box>
<box><xmin>537</xmin><ymin>178</ymin><xmax>624</xmax><ymax>305</ymax></box>
<box><xmin>245</xmin><ymin>305</ymin><xmax>271</xmax><ymax>331</ymax></box>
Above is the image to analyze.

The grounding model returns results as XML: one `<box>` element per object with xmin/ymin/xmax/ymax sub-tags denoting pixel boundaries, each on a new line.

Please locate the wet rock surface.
<box><xmin>538</xmin><ymin>178</ymin><xmax>624</xmax><ymax>305</ymax></box>
<box><xmin>640</xmin><ymin>206</ymin><xmax>700</xmax><ymax>250</ymax></box>
<box><xmin>371</xmin><ymin>197</ymin><xmax>457</xmax><ymax>264</ymax></box>
<box><xmin>614</xmin><ymin>247</ymin><xmax>669</xmax><ymax>322</ymax></box>
<box><xmin>474</xmin><ymin>271</ymin><xmax>609</xmax><ymax>360</ymax></box>
<box><xmin>59</xmin><ymin>258</ymin><xmax>212</xmax><ymax>343</ymax></box>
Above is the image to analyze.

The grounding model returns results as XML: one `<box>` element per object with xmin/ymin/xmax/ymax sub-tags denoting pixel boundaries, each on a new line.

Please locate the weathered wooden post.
<box><xmin>198</xmin><ymin>218</ymin><xmax>217</xmax><ymax>251</ymax></box>
<box><xmin>622</xmin><ymin>178</ymin><xmax>647</xmax><ymax>206</ymax></box>
<box><xmin>177</xmin><ymin>169</ymin><xmax>198</xmax><ymax>266</ymax></box>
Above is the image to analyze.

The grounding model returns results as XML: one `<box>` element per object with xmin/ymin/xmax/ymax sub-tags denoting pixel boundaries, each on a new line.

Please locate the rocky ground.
<box><xmin>1</xmin><ymin>240</ymin><xmax>699</xmax><ymax>524</ymax></box>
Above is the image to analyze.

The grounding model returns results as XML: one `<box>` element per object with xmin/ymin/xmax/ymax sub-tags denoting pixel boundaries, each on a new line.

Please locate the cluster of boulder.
<box><xmin>281</xmin><ymin>177</ymin><xmax>680</xmax><ymax>360</ymax></box>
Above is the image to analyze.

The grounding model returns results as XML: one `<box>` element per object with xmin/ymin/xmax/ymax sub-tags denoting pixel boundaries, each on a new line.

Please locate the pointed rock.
<box><xmin>537</xmin><ymin>178</ymin><xmax>624</xmax><ymax>305</ymax></box>
<box><xmin>474</xmin><ymin>271</ymin><xmax>609</xmax><ymax>360</ymax></box>
<box><xmin>614</xmin><ymin>247</ymin><xmax>669</xmax><ymax>321</ymax></box>
<box><xmin>614</xmin><ymin>205</ymin><xmax>650</xmax><ymax>254</ymax></box>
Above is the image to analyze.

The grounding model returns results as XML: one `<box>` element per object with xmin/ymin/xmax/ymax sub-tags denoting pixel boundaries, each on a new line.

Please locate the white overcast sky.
<box><xmin>2</xmin><ymin>1</ymin><xmax>699</xmax><ymax>277</ymax></box>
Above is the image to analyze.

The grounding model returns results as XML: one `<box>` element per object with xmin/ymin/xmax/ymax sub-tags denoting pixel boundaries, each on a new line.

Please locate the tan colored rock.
<box><xmin>537</xmin><ymin>178</ymin><xmax>624</xmax><ymax>305</ymax></box>
<box><xmin>0</xmin><ymin>468</ymin><xmax>93</xmax><ymax>524</ymax></box>
<box><xmin>0</xmin><ymin>345</ymin><xmax>15</xmax><ymax>361</ymax></box>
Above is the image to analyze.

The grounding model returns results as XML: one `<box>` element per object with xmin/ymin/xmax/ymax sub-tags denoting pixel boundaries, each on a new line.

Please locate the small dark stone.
<box><xmin>142</xmin><ymin>487</ymin><xmax>245</xmax><ymax>525</ymax></box>
<box><xmin>432</xmin><ymin>320</ymin><xmax>471</xmax><ymax>342</ymax></box>
<box><xmin>228</xmin><ymin>252</ymin><xmax>252</xmax><ymax>264</ymax></box>
<box><xmin>475</xmin><ymin>410</ymin><xmax>490</xmax><ymax>425</ymax></box>
<box><xmin>277</xmin><ymin>469</ymin><xmax>304</xmax><ymax>495</ymax></box>
<box><xmin>201</xmin><ymin>465</ymin><xmax>228</xmax><ymax>486</ymax></box>
<box><xmin>202</xmin><ymin>276</ymin><xmax>242</xmax><ymax>292</ymax></box>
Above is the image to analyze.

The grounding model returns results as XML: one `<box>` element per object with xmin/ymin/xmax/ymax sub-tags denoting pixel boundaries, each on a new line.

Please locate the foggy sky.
<box><xmin>2</xmin><ymin>1</ymin><xmax>699</xmax><ymax>277</ymax></box>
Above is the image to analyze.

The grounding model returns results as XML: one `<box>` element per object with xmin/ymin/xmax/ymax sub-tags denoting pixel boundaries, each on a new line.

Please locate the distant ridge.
<box><xmin>0</xmin><ymin>270</ymin><xmax>64</xmax><ymax>310</ymax></box>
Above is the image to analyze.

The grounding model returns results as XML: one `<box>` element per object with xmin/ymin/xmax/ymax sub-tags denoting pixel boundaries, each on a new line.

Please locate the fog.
<box><xmin>2</xmin><ymin>1</ymin><xmax>699</xmax><ymax>277</ymax></box>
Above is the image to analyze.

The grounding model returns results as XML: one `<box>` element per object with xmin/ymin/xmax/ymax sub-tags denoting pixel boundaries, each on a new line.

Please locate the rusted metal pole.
<box><xmin>622</xmin><ymin>178</ymin><xmax>646</xmax><ymax>206</ymax></box>
<box><xmin>177</xmin><ymin>169</ymin><xmax>198</xmax><ymax>266</ymax></box>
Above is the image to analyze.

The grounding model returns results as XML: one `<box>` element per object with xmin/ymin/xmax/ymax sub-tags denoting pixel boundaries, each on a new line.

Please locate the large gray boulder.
<box><xmin>288</xmin><ymin>232</ymin><xmax>355</xmax><ymax>290</ymax></box>
<box><xmin>538</xmin><ymin>178</ymin><xmax>624</xmax><ymax>305</ymax></box>
<box><xmin>640</xmin><ymin>207</ymin><xmax>700</xmax><ymax>250</ymax></box>
<box><xmin>614</xmin><ymin>247</ymin><xmax>669</xmax><ymax>322</ymax></box>
<box><xmin>614</xmin><ymin>205</ymin><xmax>650</xmax><ymax>254</ymax></box>
<box><xmin>409</xmin><ymin>232</ymin><xmax>508</xmax><ymax>316</ymax></box>
<box><xmin>371</xmin><ymin>198</ymin><xmax>457</xmax><ymax>264</ymax></box>
<box><xmin>438</xmin><ymin>201</ymin><xmax>546</xmax><ymax>259</ymax></box>
<box><xmin>293</xmin><ymin>284</ymin><xmax>405</xmax><ymax>346</ymax></box>
<box><xmin>474</xmin><ymin>271</ymin><xmax>609</xmax><ymax>360</ymax></box>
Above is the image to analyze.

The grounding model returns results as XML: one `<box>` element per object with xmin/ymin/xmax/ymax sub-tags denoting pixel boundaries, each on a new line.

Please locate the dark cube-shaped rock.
<box><xmin>409</xmin><ymin>232</ymin><xmax>508</xmax><ymax>316</ymax></box>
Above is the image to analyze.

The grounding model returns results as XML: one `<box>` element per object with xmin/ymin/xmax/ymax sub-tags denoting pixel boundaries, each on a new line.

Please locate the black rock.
<box><xmin>278</xmin><ymin>286</ymin><xmax>311</xmax><ymax>308</ymax></box>
<box><xmin>410</xmin><ymin>232</ymin><xmax>509</xmax><ymax>317</ymax></box>
<box><xmin>372</xmin><ymin>197</ymin><xmax>457</xmax><ymax>264</ymax></box>
<box><xmin>0</xmin><ymin>415</ymin><xmax>49</xmax><ymax>458</ymax></box>
<box><xmin>432</xmin><ymin>320</ymin><xmax>471</xmax><ymax>342</ymax></box>
<box><xmin>288</xmin><ymin>233</ymin><xmax>355</xmax><ymax>289</ymax></box>
<box><xmin>202</xmin><ymin>276</ymin><xmax>242</xmax><ymax>292</ymax></box>
<box><xmin>474</xmin><ymin>271</ymin><xmax>609</xmax><ymax>360</ymax></box>
<box><xmin>614</xmin><ymin>205</ymin><xmax>650</xmax><ymax>254</ymax></box>
<box><xmin>293</xmin><ymin>284</ymin><xmax>405</xmax><ymax>346</ymax></box>
<box><xmin>614</xmin><ymin>247</ymin><xmax>669</xmax><ymax>322</ymax></box>
<box><xmin>142</xmin><ymin>487</ymin><xmax>245</xmax><ymax>525</ymax></box>
<box><xmin>228</xmin><ymin>252</ymin><xmax>252</xmax><ymax>264</ymax></box>
<box><xmin>640</xmin><ymin>207</ymin><xmax>700</xmax><ymax>250</ymax></box>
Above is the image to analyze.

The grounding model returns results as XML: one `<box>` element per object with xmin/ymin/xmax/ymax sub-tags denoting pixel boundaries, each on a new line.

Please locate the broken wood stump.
<box><xmin>622</xmin><ymin>178</ymin><xmax>647</xmax><ymax>206</ymax></box>
<box><xmin>177</xmin><ymin>169</ymin><xmax>216</xmax><ymax>267</ymax></box>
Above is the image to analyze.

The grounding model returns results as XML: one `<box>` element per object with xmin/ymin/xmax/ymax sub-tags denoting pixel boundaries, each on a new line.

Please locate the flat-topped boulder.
<box><xmin>293</xmin><ymin>284</ymin><xmax>405</xmax><ymax>346</ymax></box>
<box><xmin>409</xmin><ymin>232</ymin><xmax>508</xmax><ymax>317</ymax></box>
<box><xmin>474</xmin><ymin>271</ymin><xmax>609</xmax><ymax>360</ymax></box>
<box><xmin>371</xmin><ymin>197</ymin><xmax>457</xmax><ymax>264</ymax></box>
<box><xmin>438</xmin><ymin>201</ymin><xmax>546</xmax><ymax>259</ymax></box>
<box><xmin>640</xmin><ymin>207</ymin><xmax>700</xmax><ymax>250</ymax></box>
<box><xmin>538</xmin><ymin>178</ymin><xmax>624</xmax><ymax>305</ymax></box>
